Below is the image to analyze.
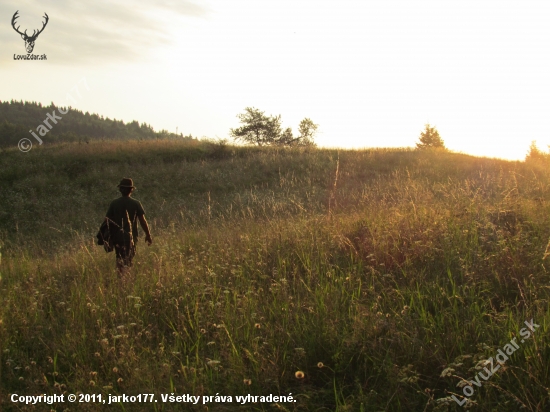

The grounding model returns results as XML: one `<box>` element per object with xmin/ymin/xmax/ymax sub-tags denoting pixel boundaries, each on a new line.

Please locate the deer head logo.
<box><xmin>11</xmin><ymin>11</ymin><xmax>49</xmax><ymax>54</ymax></box>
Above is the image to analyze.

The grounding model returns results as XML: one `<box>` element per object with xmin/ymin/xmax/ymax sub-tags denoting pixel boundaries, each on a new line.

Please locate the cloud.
<box><xmin>1</xmin><ymin>0</ymin><xmax>208</xmax><ymax>64</ymax></box>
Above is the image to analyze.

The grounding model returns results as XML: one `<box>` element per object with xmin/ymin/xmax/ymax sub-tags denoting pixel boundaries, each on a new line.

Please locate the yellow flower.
<box><xmin>295</xmin><ymin>371</ymin><xmax>305</xmax><ymax>379</ymax></box>
<box><xmin>317</xmin><ymin>362</ymin><xmax>324</xmax><ymax>368</ymax></box>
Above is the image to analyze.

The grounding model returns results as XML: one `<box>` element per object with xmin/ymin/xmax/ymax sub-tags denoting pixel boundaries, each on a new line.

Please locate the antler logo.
<box><xmin>11</xmin><ymin>10</ymin><xmax>49</xmax><ymax>54</ymax></box>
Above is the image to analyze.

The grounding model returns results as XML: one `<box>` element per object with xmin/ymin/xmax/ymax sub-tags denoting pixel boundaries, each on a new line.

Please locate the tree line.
<box><xmin>1</xmin><ymin>100</ymin><xmax>448</xmax><ymax>151</ymax></box>
<box><xmin>0</xmin><ymin>100</ymin><xmax>190</xmax><ymax>148</ymax></box>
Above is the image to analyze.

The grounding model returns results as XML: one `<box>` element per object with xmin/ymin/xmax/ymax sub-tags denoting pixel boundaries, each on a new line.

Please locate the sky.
<box><xmin>1</xmin><ymin>0</ymin><xmax>549</xmax><ymax>160</ymax></box>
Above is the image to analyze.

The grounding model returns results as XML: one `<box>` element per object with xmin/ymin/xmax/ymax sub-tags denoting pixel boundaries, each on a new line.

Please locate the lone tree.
<box><xmin>230</xmin><ymin>107</ymin><xmax>317</xmax><ymax>147</ymax></box>
<box><xmin>229</xmin><ymin>107</ymin><xmax>281</xmax><ymax>146</ymax></box>
<box><xmin>297</xmin><ymin>118</ymin><xmax>318</xmax><ymax>146</ymax></box>
<box><xmin>525</xmin><ymin>140</ymin><xmax>548</xmax><ymax>163</ymax></box>
<box><xmin>416</xmin><ymin>124</ymin><xmax>445</xmax><ymax>149</ymax></box>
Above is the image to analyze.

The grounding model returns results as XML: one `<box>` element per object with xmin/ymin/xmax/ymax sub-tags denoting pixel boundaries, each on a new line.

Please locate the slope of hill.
<box><xmin>0</xmin><ymin>100</ymin><xmax>192</xmax><ymax>148</ymax></box>
<box><xmin>1</xmin><ymin>141</ymin><xmax>549</xmax><ymax>411</ymax></box>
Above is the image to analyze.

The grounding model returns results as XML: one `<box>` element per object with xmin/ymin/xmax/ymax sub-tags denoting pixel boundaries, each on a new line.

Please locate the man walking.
<box><xmin>105</xmin><ymin>178</ymin><xmax>152</xmax><ymax>275</ymax></box>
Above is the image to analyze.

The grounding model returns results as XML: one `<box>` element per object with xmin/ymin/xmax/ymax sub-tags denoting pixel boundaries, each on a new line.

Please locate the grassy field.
<box><xmin>1</xmin><ymin>140</ymin><xmax>549</xmax><ymax>411</ymax></box>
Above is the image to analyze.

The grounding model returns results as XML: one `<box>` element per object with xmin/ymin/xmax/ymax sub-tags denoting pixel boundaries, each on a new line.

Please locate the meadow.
<box><xmin>1</xmin><ymin>140</ymin><xmax>549</xmax><ymax>411</ymax></box>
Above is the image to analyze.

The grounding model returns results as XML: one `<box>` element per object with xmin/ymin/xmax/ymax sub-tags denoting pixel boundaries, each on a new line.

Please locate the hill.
<box><xmin>0</xmin><ymin>100</ymin><xmax>193</xmax><ymax>148</ymax></box>
<box><xmin>1</xmin><ymin>141</ymin><xmax>549</xmax><ymax>411</ymax></box>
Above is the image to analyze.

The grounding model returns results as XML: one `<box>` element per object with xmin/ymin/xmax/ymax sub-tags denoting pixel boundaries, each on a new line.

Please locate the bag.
<box><xmin>96</xmin><ymin>220</ymin><xmax>114</xmax><ymax>253</ymax></box>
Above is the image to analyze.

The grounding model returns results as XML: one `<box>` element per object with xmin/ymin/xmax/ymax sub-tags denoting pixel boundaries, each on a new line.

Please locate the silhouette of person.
<box><xmin>105</xmin><ymin>178</ymin><xmax>152</xmax><ymax>275</ymax></box>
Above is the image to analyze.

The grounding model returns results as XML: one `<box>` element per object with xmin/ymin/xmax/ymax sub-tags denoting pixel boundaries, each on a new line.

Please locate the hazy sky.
<box><xmin>1</xmin><ymin>0</ymin><xmax>549</xmax><ymax>160</ymax></box>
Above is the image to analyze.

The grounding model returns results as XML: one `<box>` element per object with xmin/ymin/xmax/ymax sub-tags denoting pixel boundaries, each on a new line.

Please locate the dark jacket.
<box><xmin>96</xmin><ymin>220</ymin><xmax>114</xmax><ymax>253</ymax></box>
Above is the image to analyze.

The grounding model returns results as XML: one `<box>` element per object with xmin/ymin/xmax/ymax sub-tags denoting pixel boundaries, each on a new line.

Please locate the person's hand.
<box><xmin>145</xmin><ymin>234</ymin><xmax>153</xmax><ymax>245</ymax></box>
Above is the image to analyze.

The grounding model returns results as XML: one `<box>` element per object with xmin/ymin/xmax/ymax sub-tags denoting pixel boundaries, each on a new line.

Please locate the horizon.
<box><xmin>1</xmin><ymin>0</ymin><xmax>549</xmax><ymax>161</ymax></box>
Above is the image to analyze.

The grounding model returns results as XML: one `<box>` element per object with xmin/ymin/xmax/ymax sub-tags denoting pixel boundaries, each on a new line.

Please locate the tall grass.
<box><xmin>1</xmin><ymin>141</ymin><xmax>549</xmax><ymax>411</ymax></box>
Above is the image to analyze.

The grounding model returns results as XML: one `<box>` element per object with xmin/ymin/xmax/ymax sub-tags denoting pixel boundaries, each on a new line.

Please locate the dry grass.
<box><xmin>1</xmin><ymin>141</ymin><xmax>549</xmax><ymax>411</ymax></box>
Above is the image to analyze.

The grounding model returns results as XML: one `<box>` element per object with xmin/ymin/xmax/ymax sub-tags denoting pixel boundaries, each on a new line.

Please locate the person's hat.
<box><xmin>117</xmin><ymin>178</ymin><xmax>135</xmax><ymax>188</ymax></box>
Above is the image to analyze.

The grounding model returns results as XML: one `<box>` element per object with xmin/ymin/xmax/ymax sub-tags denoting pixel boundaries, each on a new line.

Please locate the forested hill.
<box><xmin>0</xmin><ymin>100</ymin><xmax>192</xmax><ymax>148</ymax></box>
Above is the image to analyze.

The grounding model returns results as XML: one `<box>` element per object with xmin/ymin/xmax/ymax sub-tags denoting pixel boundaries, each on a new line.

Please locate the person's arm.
<box><xmin>138</xmin><ymin>214</ymin><xmax>152</xmax><ymax>245</ymax></box>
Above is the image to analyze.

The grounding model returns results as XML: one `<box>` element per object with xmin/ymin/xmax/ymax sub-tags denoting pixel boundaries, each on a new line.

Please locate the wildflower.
<box><xmin>94</xmin><ymin>352</ymin><xmax>101</xmax><ymax>358</ymax></box>
<box><xmin>200</xmin><ymin>328</ymin><xmax>206</xmax><ymax>334</ymax></box>
<box><xmin>89</xmin><ymin>380</ymin><xmax>95</xmax><ymax>386</ymax></box>
<box><xmin>243</xmin><ymin>378</ymin><xmax>252</xmax><ymax>385</ymax></box>
<box><xmin>112</xmin><ymin>367</ymin><xmax>118</xmax><ymax>373</ymax></box>
<box><xmin>117</xmin><ymin>378</ymin><xmax>123</xmax><ymax>384</ymax></box>
<box><xmin>117</xmin><ymin>325</ymin><xmax>125</xmax><ymax>330</ymax></box>
<box><xmin>295</xmin><ymin>371</ymin><xmax>305</xmax><ymax>379</ymax></box>
<box><xmin>207</xmin><ymin>360</ymin><xmax>221</xmax><ymax>367</ymax></box>
<box><xmin>317</xmin><ymin>362</ymin><xmax>324</xmax><ymax>368</ymax></box>
<box><xmin>90</xmin><ymin>372</ymin><xmax>97</xmax><ymax>377</ymax></box>
<box><xmin>254</xmin><ymin>323</ymin><xmax>261</xmax><ymax>329</ymax></box>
